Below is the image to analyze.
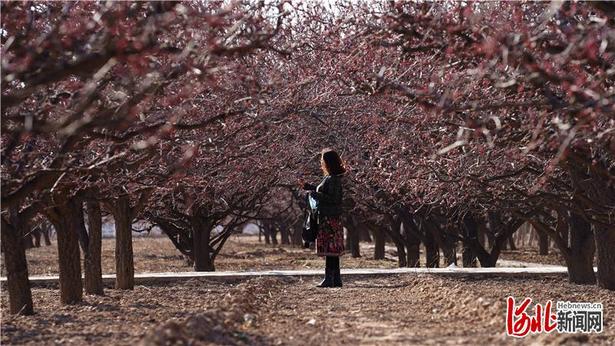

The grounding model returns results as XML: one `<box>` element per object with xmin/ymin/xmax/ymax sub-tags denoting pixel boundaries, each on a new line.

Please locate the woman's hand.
<box><xmin>298</xmin><ymin>178</ymin><xmax>316</xmax><ymax>191</ymax></box>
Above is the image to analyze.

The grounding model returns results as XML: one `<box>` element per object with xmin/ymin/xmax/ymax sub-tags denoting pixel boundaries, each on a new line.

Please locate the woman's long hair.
<box><xmin>320</xmin><ymin>148</ymin><xmax>347</xmax><ymax>176</ymax></box>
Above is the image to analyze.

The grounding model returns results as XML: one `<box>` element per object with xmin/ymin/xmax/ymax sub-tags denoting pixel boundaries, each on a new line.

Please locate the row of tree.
<box><xmin>2</xmin><ymin>1</ymin><xmax>614</xmax><ymax>316</ymax></box>
<box><xmin>262</xmin><ymin>1</ymin><xmax>614</xmax><ymax>288</ymax></box>
<box><xmin>1</xmin><ymin>0</ymin><xmax>294</xmax><ymax>314</ymax></box>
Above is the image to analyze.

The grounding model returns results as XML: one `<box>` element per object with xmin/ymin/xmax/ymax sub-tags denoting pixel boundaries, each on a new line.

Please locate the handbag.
<box><xmin>301</xmin><ymin>194</ymin><xmax>319</xmax><ymax>248</ymax></box>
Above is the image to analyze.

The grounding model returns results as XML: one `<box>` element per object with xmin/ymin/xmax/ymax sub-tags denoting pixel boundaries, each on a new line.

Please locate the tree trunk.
<box><xmin>395</xmin><ymin>241</ymin><xmax>407</xmax><ymax>267</ymax></box>
<box><xmin>77</xmin><ymin>208</ymin><xmax>90</xmax><ymax>254</ymax></box>
<box><xmin>424</xmin><ymin>230</ymin><xmax>439</xmax><ymax>268</ymax></box>
<box><xmin>472</xmin><ymin>213</ymin><xmax>524</xmax><ymax>268</ymax></box>
<box><xmin>564</xmin><ymin>150</ymin><xmax>615</xmax><ymax>289</ymax></box>
<box><xmin>373</xmin><ymin>228</ymin><xmax>385</xmax><ymax>260</ymax></box>
<box><xmin>280</xmin><ymin>225</ymin><xmax>290</xmax><ymax>245</ymax></box>
<box><xmin>291</xmin><ymin>219</ymin><xmax>304</xmax><ymax>246</ymax></box>
<box><xmin>32</xmin><ymin>228</ymin><xmax>42</xmax><ymax>247</ymax></box>
<box><xmin>1</xmin><ymin>216</ymin><xmax>34</xmax><ymax>315</ymax></box>
<box><xmin>477</xmin><ymin>223</ymin><xmax>486</xmax><ymax>248</ymax></box>
<box><xmin>397</xmin><ymin>210</ymin><xmax>421</xmax><ymax>267</ymax></box>
<box><xmin>22</xmin><ymin>230</ymin><xmax>34</xmax><ymax>249</ymax></box>
<box><xmin>263</xmin><ymin>227</ymin><xmax>271</xmax><ymax>244</ymax></box>
<box><xmin>439</xmin><ymin>225</ymin><xmax>457</xmax><ymax>266</ymax></box>
<box><xmin>594</xmin><ymin>225</ymin><xmax>615</xmax><ymax>290</ymax></box>
<box><xmin>462</xmin><ymin>215</ymin><xmax>478</xmax><ymax>267</ymax></box>
<box><xmin>386</xmin><ymin>215</ymin><xmax>407</xmax><ymax>267</ymax></box>
<box><xmin>406</xmin><ymin>241</ymin><xmax>420</xmax><ymax>267</ymax></box>
<box><xmin>192</xmin><ymin>212</ymin><xmax>215</xmax><ymax>272</ymax></box>
<box><xmin>74</xmin><ymin>203</ymin><xmax>93</xmax><ymax>294</ymax></box>
<box><xmin>485</xmin><ymin>231</ymin><xmax>494</xmax><ymax>249</ymax></box>
<box><xmin>113</xmin><ymin>197</ymin><xmax>134</xmax><ymax>289</ymax></box>
<box><xmin>442</xmin><ymin>242</ymin><xmax>457</xmax><ymax>266</ymax></box>
<box><xmin>85</xmin><ymin>201</ymin><xmax>104</xmax><ymax>295</ymax></box>
<box><xmin>406</xmin><ymin>238</ymin><xmax>421</xmax><ymax>268</ymax></box>
<box><xmin>42</xmin><ymin>222</ymin><xmax>52</xmax><ymax>246</ymax></box>
<box><xmin>358</xmin><ymin>222</ymin><xmax>372</xmax><ymax>242</ymax></box>
<box><xmin>423</xmin><ymin>217</ymin><xmax>458</xmax><ymax>267</ymax></box>
<box><xmin>271</xmin><ymin>228</ymin><xmax>278</xmax><ymax>245</ymax></box>
<box><xmin>537</xmin><ymin>228</ymin><xmax>549</xmax><ymax>256</ymax></box>
<box><xmin>345</xmin><ymin>215</ymin><xmax>361</xmax><ymax>258</ymax></box>
<box><xmin>403</xmin><ymin>223</ymin><xmax>420</xmax><ymax>267</ymax></box>
<box><xmin>49</xmin><ymin>200</ymin><xmax>84</xmax><ymax>304</ymax></box>
<box><xmin>345</xmin><ymin>226</ymin><xmax>351</xmax><ymax>252</ymax></box>
<box><xmin>566</xmin><ymin>214</ymin><xmax>596</xmax><ymax>285</ymax></box>
<box><xmin>462</xmin><ymin>245</ymin><xmax>476</xmax><ymax>267</ymax></box>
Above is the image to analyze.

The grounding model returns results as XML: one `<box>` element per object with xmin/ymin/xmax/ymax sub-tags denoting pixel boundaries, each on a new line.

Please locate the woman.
<box><xmin>300</xmin><ymin>148</ymin><xmax>346</xmax><ymax>288</ymax></box>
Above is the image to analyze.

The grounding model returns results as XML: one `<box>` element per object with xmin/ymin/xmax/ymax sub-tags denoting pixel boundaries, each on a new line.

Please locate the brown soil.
<box><xmin>2</xmin><ymin>275</ymin><xmax>613</xmax><ymax>345</ymax></box>
<box><xmin>499</xmin><ymin>248</ymin><xmax>566</xmax><ymax>266</ymax></box>
<box><xmin>4</xmin><ymin>235</ymin><xmax>610</xmax><ymax>345</ymax></box>
<box><xmin>1</xmin><ymin>235</ymin><xmax>564</xmax><ymax>277</ymax></box>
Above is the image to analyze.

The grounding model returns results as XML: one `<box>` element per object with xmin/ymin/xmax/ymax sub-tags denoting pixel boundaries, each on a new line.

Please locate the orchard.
<box><xmin>1</xmin><ymin>1</ymin><xmax>614</xmax><ymax>345</ymax></box>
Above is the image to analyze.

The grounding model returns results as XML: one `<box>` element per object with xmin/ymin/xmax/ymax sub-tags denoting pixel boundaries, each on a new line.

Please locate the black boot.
<box><xmin>332</xmin><ymin>257</ymin><xmax>342</xmax><ymax>287</ymax></box>
<box><xmin>317</xmin><ymin>257</ymin><xmax>334</xmax><ymax>288</ymax></box>
<box><xmin>317</xmin><ymin>268</ymin><xmax>334</xmax><ymax>287</ymax></box>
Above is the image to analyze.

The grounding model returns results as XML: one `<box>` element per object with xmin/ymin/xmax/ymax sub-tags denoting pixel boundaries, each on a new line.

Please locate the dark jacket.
<box><xmin>308</xmin><ymin>174</ymin><xmax>344</xmax><ymax>217</ymax></box>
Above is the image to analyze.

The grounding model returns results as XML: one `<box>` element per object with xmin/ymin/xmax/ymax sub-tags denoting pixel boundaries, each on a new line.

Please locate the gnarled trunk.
<box><xmin>40</xmin><ymin>222</ymin><xmax>52</xmax><ymax>246</ymax></box>
<box><xmin>113</xmin><ymin>197</ymin><xmax>134</xmax><ymax>289</ymax></box>
<box><xmin>280</xmin><ymin>224</ymin><xmax>290</xmax><ymax>245</ymax></box>
<box><xmin>387</xmin><ymin>215</ymin><xmax>407</xmax><ymax>267</ymax></box>
<box><xmin>292</xmin><ymin>219</ymin><xmax>303</xmax><ymax>246</ymax></box>
<box><xmin>191</xmin><ymin>205</ymin><xmax>215</xmax><ymax>271</ymax></box>
<box><xmin>1</xmin><ymin>215</ymin><xmax>34</xmax><ymax>315</ymax></box>
<box><xmin>442</xmin><ymin>240</ymin><xmax>457</xmax><ymax>266</ymax></box>
<box><xmin>270</xmin><ymin>228</ymin><xmax>278</xmax><ymax>245</ymax></box>
<box><xmin>405</xmin><ymin>234</ymin><xmax>420</xmax><ymax>267</ymax></box>
<box><xmin>32</xmin><ymin>228</ymin><xmax>42</xmax><ymax>247</ymax></box>
<box><xmin>566</xmin><ymin>214</ymin><xmax>596</xmax><ymax>285</ymax></box>
<box><xmin>85</xmin><ymin>201</ymin><xmax>104</xmax><ymax>295</ymax></box>
<box><xmin>345</xmin><ymin>215</ymin><xmax>361</xmax><ymax>258</ymax></box>
<box><xmin>48</xmin><ymin>200</ymin><xmax>84</xmax><ymax>304</ymax></box>
<box><xmin>398</xmin><ymin>210</ymin><xmax>421</xmax><ymax>267</ymax></box>
<box><xmin>262</xmin><ymin>222</ymin><xmax>271</xmax><ymax>244</ymax></box>
<box><xmin>462</xmin><ymin>215</ymin><xmax>478</xmax><ymax>268</ymax></box>
<box><xmin>465</xmin><ymin>214</ymin><xmax>524</xmax><ymax>268</ymax></box>
<box><xmin>395</xmin><ymin>241</ymin><xmax>407</xmax><ymax>267</ymax></box>
<box><xmin>22</xmin><ymin>230</ymin><xmax>34</xmax><ymax>249</ymax></box>
<box><xmin>537</xmin><ymin>228</ymin><xmax>549</xmax><ymax>256</ymax></box>
<box><xmin>359</xmin><ymin>222</ymin><xmax>372</xmax><ymax>242</ymax></box>
<box><xmin>424</xmin><ymin>230</ymin><xmax>439</xmax><ymax>268</ymax></box>
<box><xmin>565</xmin><ymin>152</ymin><xmax>613</xmax><ymax>289</ymax></box>
<box><xmin>594</xmin><ymin>225</ymin><xmax>615</xmax><ymax>290</ymax></box>
<box><xmin>372</xmin><ymin>227</ymin><xmax>385</xmax><ymax>260</ymax></box>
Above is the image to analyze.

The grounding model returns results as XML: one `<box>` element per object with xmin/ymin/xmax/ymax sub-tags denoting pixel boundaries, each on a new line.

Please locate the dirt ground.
<box><xmin>2</xmin><ymin>275</ymin><xmax>613</xmax><ymax>345</ymax></box>
<box><xmin>2</xmin><ymin>235</ymin><xmax>612</xmax><ymax>345</ymax></box>
<box><xmin>499</xmin><ymin>248</ymin><xmax>565</xmax><ymax>266</ymax></box>
<box><xmin>0</xmin><ymin>234</ymin><xmax>565</xmax><ymax>277</ymax></box>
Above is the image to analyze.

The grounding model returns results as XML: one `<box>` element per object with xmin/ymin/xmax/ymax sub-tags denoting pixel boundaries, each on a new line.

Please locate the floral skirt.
<box><xmin>316</xmin><ymin>216</ymin><xmax>345</xmax><ymax>256</ymax></box>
